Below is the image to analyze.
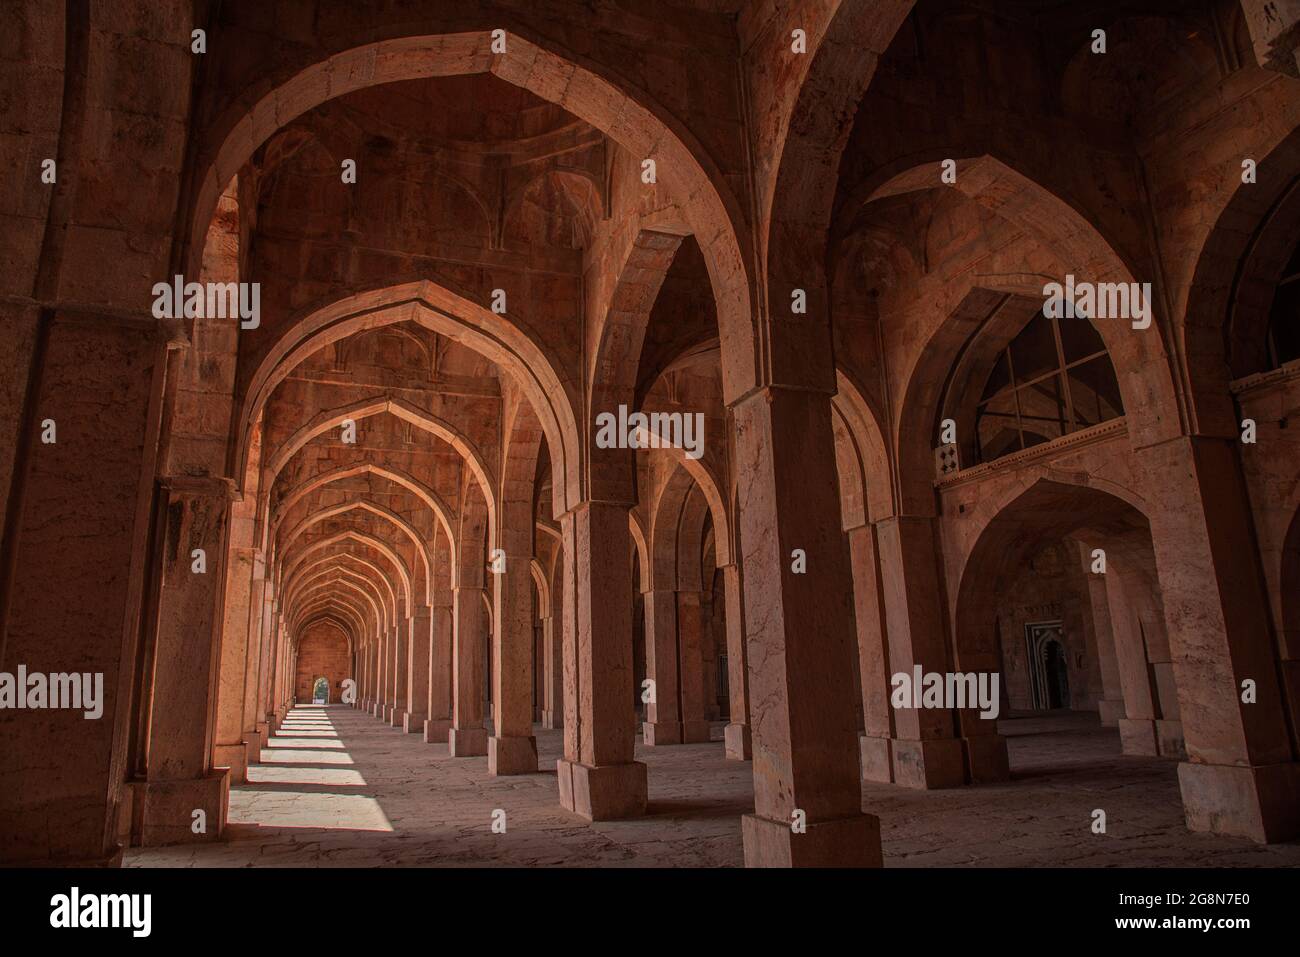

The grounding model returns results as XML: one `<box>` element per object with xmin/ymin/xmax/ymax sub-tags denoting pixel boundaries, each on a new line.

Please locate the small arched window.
<box><xmin>1266</xmin><ymin>242</ymin><xmax>1300</xmax><ymax>370</ymax></box>
<box><xmin>975</xmin><ymin>310</ymin><xmax>1124</xmax><ymax>463</ymax></box>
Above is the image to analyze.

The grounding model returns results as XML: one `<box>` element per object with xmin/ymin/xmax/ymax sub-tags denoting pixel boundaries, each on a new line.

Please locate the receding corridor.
<box><xmin>122</xmin><ymin>706</ymin><xmax>1300</xmax><ymax>869</ymax></box>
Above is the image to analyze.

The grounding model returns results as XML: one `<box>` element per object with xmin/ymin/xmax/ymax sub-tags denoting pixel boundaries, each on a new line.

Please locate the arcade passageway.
<box><xmin>123</xmin><ymin>706</ymin><xmax>1300</xmax><ymax>868</ymax></box>
<box><xmin>4</xmin><ymin>1</ymin><xmax>1300</xmax><ymax>869</ymax></box>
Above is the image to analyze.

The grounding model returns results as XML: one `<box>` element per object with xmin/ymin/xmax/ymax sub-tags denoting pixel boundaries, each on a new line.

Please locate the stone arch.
<box><xmin>264</xmin><ymin>393</ymin><xmax>495</xmax><ymax>536</ymax></box>
<box><xmin>530</xmin><ymin>558</ymin><xmax>550</xmax><ymax>620</ymax></box>
<box><xmin>649</xmin><ymin>465</ymin><xmax>698</xmax><ymax>591</ymax></box>
<box><xmin>281</xmin><ymin>530</ymin><xmax>413</xmax><ymax>618</ymax></box>
<box><xmin>1181</xmin><ymin>124</ymin><xmax>1300</xmax><ymax>434</ymax></box>
<box><xmin>292</xmin><ymin>588</ymin><xmax>373</xmax><ymax>647</ymax></box>
<box><xmin>281</xmin><ymin>541</ymin><xmax>402</xmax><ymax>629</ymax></box>
<box><xmin>894</xmin><ymin>275</ymin><xmax>1162</xmax><ymax>514</ymax></box>
<box><xmin>188</xmin><ymin>30</ymin><xmax>756</xmax><ymax>403</ymax></box>
<box><xmin>237</xmin><ymin>284</ymin><xmax>567</xmax><ymax>519</ymax></box>
<box><xmin>760</xmin><ymin>0</ymin><xmax>916</xmax><ymax>392</ymax></box>
<box><xmin>275</xmin><ymin>500</ymin><xmax>433</xmax><ymax>606</ymax></box>
<box><xmin>588</xmin><ymin>227</ymin><xmax>687</xmax><ymax>502</ymax></box>
<box><xmin>677</xmin><ymin>483</ymin><xmax>712</xmax><ymax>594</ymax></box>
<box><xmin>870</xmin><ymin>155</ymin><xmax>1181</xmax><ymax>509</ymax></box>
<box><xmin>297</xmin><ymin>614</ymin><xmax>357</xmax><ymax>654</ymax></box>
<box><xmin>953</xmin><ymin>476</ymin><xmax>1152</xmax><ymax>674</ymax></box>
<box><xmin>831</xmin><ymin>368</ymin><xmax>893</xmax><ymax>524</ymax></box>
<box><xmin>628</xmin><ymin>512</ymin><xmax>650</xmax><ymax>594</ymax></box>
<box><xmin>272</xmin><ymin>462</ymin><xmax>459</xmax><ymax>570</ymax></box>
<box><xmin>630</xmin><ymin>432</ymin><xmax>731</xmax><ymax>568</ymax></box>
<box><xmin>286</xmin><ymin>558</ymin><xmax>393</xmax><ymax>635</ymax></box>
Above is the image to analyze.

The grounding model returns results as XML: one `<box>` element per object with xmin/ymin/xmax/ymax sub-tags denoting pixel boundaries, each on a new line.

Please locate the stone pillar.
<box><xmin>240</xmin><ymin>583</ymin><xmax>269</xmax><ymax>767</ymax></box>
<box><xmin>847</xmin><ymin>523</ymin><xmax>894</xmax><ymax>782</ymax></box>
<box><xmin>449</xmin><ymin>586</ymin><xmax>489</xmax><ymax>756</ymax></box>
<box><xmin>731</xmin><ymin>386</ymin><xmax>881</xmax><ymax>867</ymax></box>
<box><xmin>374</xmin><ymin>624</ymin><xmax>390</xmax><ymax>719</ymax></box>
<box><xmin>1106</xmin><ymin>570</ymin><xmax>1162</xmax><ymax>755</ymax></box>
<box><xmin>213</xmin><ymin>536</ymin><xmax>256</xmax><ymax>783</ymax></box>
<box><xmin>129</xmin><ymin>476</ymin><xmax>232</xmax><ymax>846</ymax></box>
<box><xmin>253</xmin><ymin>586</ymin><xmax>275</xmax><ymax>744</ymax></box>
<box><xmin>642</xmin><ymin>588</ymin><xmax>682</xmax><ymax>744</ymax></box>
<box><xmin>424</xmin><ymin>592</ymin><xmax>454</xmax><ymax>743</ymax></box>
<box><xmin>1142</xmin><ymin>436</ymin><xmax>1300</xmax><ymax>842</ymax></box>
<box><xmin>540</xmin><ymin>613</ymin><xmax>563</xmax><ymax>729</ymax></box>
<box><xmin>875</xmin><ymin>515</ymin><xmax>973</xmax><ymax>787</ymax></box>
<box><xmin>0</xmin><ymin>316</ymin><xmax>167</xmax><ymax>865</ymax></box>
<box><xmin>403</xmin><ymin>609</ymin><xmax>429</xmax><ymax>732</ymax></box>
<box><xmin>490</xmin><ymin>549</ymin><xmax>538</xmax><ymax>774</ymax></box>
<box><xmin>533</xmin><ymin>622</ymin><xmax>545</xmax><ymax>722</ymax></box>
<box><xmin>388</xmin><ymin>618</ymin><xmax>407</xmax><ymax>726</ymax></box>
<box><xmin>1077</xmin><ymin>545</ymin><xmax>1126</xmax><ymax>727</ymax></box>
<box><xmin>556</xmin><ymin>502</ymin><xmax>648</xmax><ymax>819</ymax></box>
<box><xmin>721</xmin><ymin>562</ymin><xmax>751</xmax><ymax>760</ymax></box>
<box><xmin>263</xmin><ymin>608</ymin><xmax>282</xmax><ymax>731</ymax></box>
<box><xmin>676</xmin><ymin>590</ymin><xmax>712</xmax><ymax>742</ymax></box>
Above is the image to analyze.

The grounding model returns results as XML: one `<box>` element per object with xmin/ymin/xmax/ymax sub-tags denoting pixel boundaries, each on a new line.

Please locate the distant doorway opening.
<box><xmin>312</xmin><ymin>676</ymin><xmax>330</xmax><ymax>704</ymax></box>
<box><xmin>1025</xmin><ymin>621</ymin><xmax>1070</xmax><ymax>710</ymax></box>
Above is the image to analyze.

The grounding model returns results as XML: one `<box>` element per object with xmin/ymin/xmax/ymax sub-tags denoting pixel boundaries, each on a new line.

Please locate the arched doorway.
<box><xmin>1025</xmin><ymin>622</ymin><xmax>1071</xmax><ymax>711</ymax></box>
<box><xmin>312</xmin><ymin>677</ymin><xmax>330</xmax><ymax>705</ymax></box>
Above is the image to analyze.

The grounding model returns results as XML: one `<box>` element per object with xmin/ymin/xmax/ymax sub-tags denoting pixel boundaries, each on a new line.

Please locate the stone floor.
<box><xmin>124</xmin><ymin>705</ymin><xmax>1300</xmax><ymax>868</ymax></box>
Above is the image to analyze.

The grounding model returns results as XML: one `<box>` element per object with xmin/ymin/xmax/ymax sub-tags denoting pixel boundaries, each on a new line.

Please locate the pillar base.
<box><xmin>129</xmin><ymin>770</ymin><xmax>230</xmax><ymax>847</ymax></box>
<box><xmin>449</xmin><ymin>727</ymin><xmax>488</xmax><ymax>757</ymax></box>
<box><xmin>541</xmin><ymin>709</ymin><xmax>561</xmax><ymax>730</ymax></box>
<box><xmin>556</xmin><ymin>759</ymin><xmax>647</xmax><ymax>820</ymax></box>
<box><xmin>1119</xmin><ymin>717</ymin><xmax>1159</xmax><ymax>756</ymax></box>
<box><xmin>741</xmin><ymin>811</ymin><xmax>882</xmax><ymax>868</ymax></box>
<box><xmin>891</xmin><ymin>737</ymin><xmax>966</xmax><ymax>788</ymax></box>
<box><xmin>1097</xmin><ymin>698</ymin><xmax>1124</xmax><ymax>727</ymax></box>
<box><xmin>963</xmin><ymin>733</ymin><xmax>1010</xmax><ymax>783</ymax></box>
<box><xmin>402</xmin><ymin>711</ymin><xmax>426</xmax><ymax>734</ymax></box>
<box><xmin>1156</xmin><ymin>719</ymin><xmax>1186</xmax><ymax>758</ymax></box>
<box><xmin>488</xmin><ymin>735</ymin><xmax>538</xmax><ymax>775</ymax></box>
<box><xmin>423</xmin><ymin>718</ymin><xmax>452</xmax><ymax>744</ymax></box>
<box><xmin>255</xmin><ymin>720</ymin><xmax>270</xmax><ymax>743</ymax></box>
<box><xmin>244</xmin><ymin>731</ymin><xmax>262</xmax><ymax>768</ymax></box>
<box><xmin>212</xmin><ymin>743</ymin><xmax>248</xmax><ymax>784</ymax></box>
<box><xmin>725</xmin><ymin>722</ymin><xmax>752</xmax><ymax>761</ymax></box>
<box><xmin>371</xmin><ymin>703</ymin><xmax>382</xmax><ymax>717</ymax></box>
<box><xmin>682</xmin><ymin>719</ymin><xmax>712</xmax><ymax>743</ymax></box>
<box><xmin>643</xmin><ymin>720</ymin><xmax>682</xmax><ymax>745</ymax></box>
<box><xmin>1179</xmin><ymin>760</ymin><xmax>1300</xmax><ymax>843</ymax></box>
<box><xmin>859</xmin><ymin>733</ymin><xmax>893</xmax><ymax>783</ymax></box>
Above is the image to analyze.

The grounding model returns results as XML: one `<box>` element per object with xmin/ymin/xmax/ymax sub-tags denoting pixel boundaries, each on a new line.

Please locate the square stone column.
<box><xmin>540</xmin><ymin>615</ymin><xmax>563</xmax><ymax>729</ymax></box>
<box><xmin>875</xmin><ymin>514</ymin><xmax>972</xmax><ymax>788</ymax></box>
<box><xmin>129</xmin><ymin>475</ymin><xmax>234</xmax><ymax>846</ymax></box>
<box><xmin>253</xmin><ymin>588</ymin><xmax>275</xmax><ymax>745</ymax></box>
<box><xmin>1076</xmin><ymin>544</ymin><xmax>1126</xmax><ymax>727</ymax></box>
<box><xmin>721</xmin><ymin>562</ymin><xmax>751</xmax><ymax>760</ymax></box>
<box><xmin>642</xmin><ymin>588</ymin><xmax>682</xmax><ymax>745</ymax></box>
<box><xmin>555</xmin><ymin>502</ymin><xmax>648</xmax><ymax>819</ymax></box>
<box><xmin>846</xmin><ymin>524</ymin><xmax>894</xmax><ymax>783</ymax></box>
<box><xmin>676</xmin><ymin>590</ymin><xmax>712</xmax><ymax>743</ymax></box>
<box><xmin>731</xmin><ymin>386</ymin><xmax>881</xmax><ymax>867</ymax></box>
<box><xmin>214</xmin><ymin>535</ymin><xmax>256</xmax><ymax>783</ymax></box>
<box><xmin>388</xmin><ymin>619</ymin><xmax>408</xmax><ymax>726</ymax></box>
<box><xmin>490</xmin><ymin>549</ymin><xmax>538</xmax><ymax>774</ymax></box>
<box><xmin>449</xmin><ymin>586</ymin><xmax>489</xmax><ymax>756</ymax></box>
<box><xmin>1142</xmin><ymin>436</ymin><xmax>1300</xmax><ymax>842</ymax></box>
<box><xmin>0</xmin><ymin>314</ymin><xmax>168</xmax><ymax>865</ymax></box>
<box><xmin>424</xmin><ymin>593</ymin><xmax>454</xmax><ymax>743</ymax></box>
<box><xmin>403</xmin><ymin>608</ymin><xmax>431</xmax><ymax>733</ymax></box>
